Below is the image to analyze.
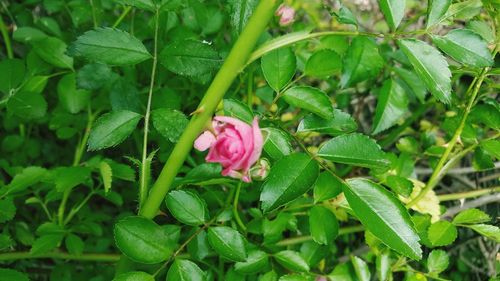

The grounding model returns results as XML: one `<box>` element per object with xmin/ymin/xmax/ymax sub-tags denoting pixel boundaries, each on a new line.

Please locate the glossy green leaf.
<box><xmin>432</xmin><ymin>29</ymin><xmax>493</xmax><ymax>67</ymax></box>
<box><xmin>313</xmin><ymin>172</ymin><xmax>344</xmax><ymax>203</ymax></box>
<box><xmin>228</xmin><ymin>0</ymin><xmax>258</xmax><ymax>35</ymax></box>
<box><xmin>304</xmin><ymin>49</ymin><xmax>342</xmax><ymax>78</ymax></box>
<box><xmin>297</xmin><ymin>110</ymin><xmax>357</xmax><ymax>137</ymax></box>
<box><xmin>309</xmin><ymin>205</ymin><xmax>339</xmax><ymax>245</ymax></box>
<box><xmin>393</xmin><ymin>67</ymin><xmax>427</xmax><ymax>103</ymax></box>
<box><xmin>208</xmin><ymin>226</ymin><xmax>247</xmax><ymax>262</ymax></box>
<box><xmin>152</xmin><ymin>108</ymin><xmax>188</xmax><ymax>143</ymax></box>
<box><xmin>341</xmin><ymin>36</ymin><xmax>384</xmax><ymax>88</ymax></box>
<box><xmin>426</xmin><ymin>0</ymin><xmax>451</xmax><ymax>28</ymax></box>
<box><xmin>274</xmin><ymin>250</ymin><xmax>310</xmax><ymax>272</ymax></box>
<box><xmin>114</xmin><ymin>216</ymin><xmax>173</xmax><ymax>264</ymax></box>
<box><xmin>345</xmin><ymin>178</ymin><xmax>422</xmax><ymax>259</ymax></box>
<box><xmin>160</xmin><ymin>39</ymin><xmax>221</xmax><ymax>80</ymax></box>
<box><xmin>187</xmin><ymin>230</ymin><xmax>212</xmax><ymax>261</ymax></box>
<box><xmin>234</xmin><ymin>249</ymin><xmax>269</xmax><ymax>274</ymax></box>
<box><xmin>351</xmin><ymin>256</ymin><xmax>371</xmax><ymax>281</ymax></box>
<box><xmin>260</xmin><ymin>153</ymin><xmax>319</xmax><ymax>213</ymax></box>
<box><xmin>329</xmin><ymin>262</ymin><xmax>356</xmax><ymax>281</ymax></box>
<box><xmin>69</xmin><ymin>27</ymin><xmax>151</xmax><ymax>66</ymax></box>
<box><xmin>318</xmin><ymin>133</ymin><xmax>390</xmax><ymax>169</ymax></box>
<box><xmin>262</xmin><ymin>127</ymin><xmax>293</xmax><ymax>160</ymax></box>
<box><xmin>88</xmin><ymin>110</ymin><xmax>142</xmax><ymax>151</ymax></box>
<box><xmin>30</xmin><ymin>234</ymin><xmax>65</xmax><ymax>255</ymax></box>
<box><xmin>427</xmin><ymin>249</ymin><xmax>449</xmax><ymax>274</ymax></box>
<box><xmin>465</xmin><ymin>224</ymin><xmax>500</xmax><ymax>242</ymax></box>
<box><xmin>372</xmin><ymin>79</ymin><xmax>409</xmax><ymax>134</ymax></box>
<box><xmin>452</xmin><ymin>208</ymin><xmax>491</xmax><ymax>225</ymax></box>
<box><xmin>385</xmin><ymin>175</ymin><xmax>413</xmax><ymax>197</ymax></box>
<box><xmin>282</xmin><ymin>86</ymin><xmax>333</xmax><ymax>119</ymax></box>
<box><xmin>427</xmin><ymin>220</ymin><xmax>457</xmax><ymax>246</ymax></box>
<box><xmin>166</xmin><ymin>259</ymin><xmax>206</xmax><ymax>281</ymax></box>
<box><xmin>165</xmin><ymin>190</ymin><xmax>208</xmax><ymax>226</ymax></box>
<box><xmin>65</xmin><ymin>234</ymin><xmax>84</xmax><ymax>256</ymax></box>
<box><xmin>0</xmin><ymin>59</ymin><xmax>25</xmax><ymax>94</ymax></box>
<box><xmin>398</xmin><ymin>39</ymin><xmax>451</xmax><ymax>104</ymax></box>
<box><xmin>223</xmin><ymin>99</ymin><xmax>254</xmax><ymax>124</ymax></box>
<box><xmin>261</xmin><ymin>47</ymin><xmax>296</xmax><ymax>92</ymax></box>
<box><xmin>0</xmin><ymin>269</ymin><xmax>29</xmax><ymax>281</ymax></box>
<box><xmin>113</xmin><ymin>271</ymin><xmax>155</xmax><ymax>281</ymax></box>
<box><xmin>379</xmin><ymin>0</ymin><xmax>406</xmax><ymax>30</ymax></box>
<box><xmin>376</xmin><ymin>251</ymin><xmax>391</xmax><ymax>281</ymax></box>
<box><xmin>32</xmin><ymin>37</ymin><xmax>73</xmax><ymax>69</ymax></box>
<box><xmin>7</xmin><ymin>91</ymin><xmax>48</xmax><ymax>120</ymax></box>
<box><xmin>0</xmin><ymin>198</ymin><xmax>16</xmax><ymax>223</ymax></box>
<box><xmin>57</xmin><ymin>73</ymin><xmax>90</xmax><ymax>114</ymax></box>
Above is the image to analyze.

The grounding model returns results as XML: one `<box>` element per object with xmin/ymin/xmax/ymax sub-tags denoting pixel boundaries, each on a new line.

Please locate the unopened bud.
<box><xmin>275</xmin><ymin>4</ymin><xmax>295</xmax><ymax>26</ymax></box>
<box><xmin>250</xmin><ymin>158</ymin><xmax>270</xmax><ymax>181</ymax></box>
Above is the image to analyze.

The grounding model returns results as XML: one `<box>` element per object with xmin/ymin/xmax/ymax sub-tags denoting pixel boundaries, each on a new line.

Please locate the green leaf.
<box><xmin>113</xmin><ymin>271</ymin><xmax>155</xmax><ymax>281</ymax></box>
<box><xmin>30</xmin><ymin>234</ymin><xmax>65</xmax><ymax>255</ymax></box>
<box><xmin>260</xmin><ymin>153</ymin><xmax>319</xmax><ymax>213</ymax></box>
<box><xmin>427</xmin><ymin>249</ymin><xmax>449</xmax><ymax>274</ymax></box>
<box><xmin>467</xmin><ymin>20</ymin><xmax>495</xmax><ymax>43</ymax></box>
<box><xmin>0</xmin><ymin>197</ymin><xmax>16</xmax><ymax>223</ymax></box>
<box><xmin>69</xmin><ymin>28</ymin><xmax>151</xmax><ymax>66</ymax></box>
<box><xmin>88</xmin><ymin>110</ymin><xmax>142</xmax><ymax>151</ymax></box>
<box><xmin>345</xmin><ymin>178</ymin><xmax>422</xmax><ymax>260</ymax></box>
<box><xmin>481</xmin><ymin>139</ymin><xmax>500</xmax><ymax>159</ymax></box>
<box><xmin>309</xmin><ymin>205</ymin><xmax>339</xmax><ymax>245</ymax></box>
<box><xmin>334</xmin><ymin>5</ymin><xmax>358</xmax><ymax>26</ymax></box>
<box><xmin>426</xmin><ymin>0</ymin><xmax>451</xmax><ymax>28</ymax></box>
<box><xmin>235</xmin><ymin>249</ymin><xmax>269</xmax><ymax>274</ymax></box>
<box><xmin>465</xmin><ymin>224</ymin><xmax>500</xmax><ymax>242</ymax></box>
<box><xmin>304</xmin><ymin>49</ymin><xmax>342</xmax><ymax>78</ymax></box>
<box><xmin>53</xmin><ymin>166</ymin><xmax>91</xmax><ymax>193</ymax></box>
<box><xmin>207</xmin><ymin>226</ymin><xmax>247</xmax><ymax>262</ymax></box>
<box><xmin>114</xmin><ymin>216</ymin><xmax>173</xmax><ymax>264</ymax></box>
<box><xmin>452</xmin><ymin>208</ymin><xmax>491</xmax><ymax>225</ymax></box>
<box><xmin>351</xmin><ymin>256</ymin><xmax>371</xmax><ymax>281</ymax></box>
<box><xmin>281</xmin><ymin>86</ymin><xmax>333</xmax><ymax>119</ymax></box>
<box><xmin>166</xmin><ymin>259</ymin><xmax>206</xmax><ymax>281</ymax></box>
<box><xmin>77</xmin><ymin>63</ymin><xmax>112</xmax><ymax>90</ymax></box>
<box><xmin>65</xmin><ymin>234</ymin><xmax>84</xmax><ymax>256</ymax></box>
<box><xmin>57</xmin><ymin>73</ymin><xmax>90</xmax><ymax>114</ymax></box>
<box><xmin>165</xmin><ymin>190</ymin><xmax>208</xmax><ymax>226</ymax></box>
<box><xmin>151</xmin><ymin>108</ymin><xmax>188</xmax><ymax>143</ymax></box>
<box><xmin>313</xmin><ymin>172</ymin><xmax>344</xmax><ymax>203</ymax></box>
<box><xmin>160</xmin><ymin>39</ymin><xmax>221</xmax><ymax>80</ymax></box>
<box><xmin>427</xmin><ymin>220</ymin><xmax>457</xmax><ymax>246</ymax></box>
<box><xmin>329</xmin><ymin>263</ymin><xmax>356</xmax><ymax>281</ymax></box>
<box><xmin>379</xmin><ymin>0</ymin><xmax>406</xmax><ymax>30</ymax></box>
<box><xmin>261</xmin><ymin>47</ymin><xmax>296</xmax><ymax>92</ymax></box>
<box><xmin>116</xmin><ymin>0</ymin><xmax>156</xmax><ymax>11</ymax></box>
<box><xmin>110</xmin><ymin>78</ymin><xmax>142</xmax><ymax>113</ymax></box>
<box><xmin>318</xmin><ymin>133</ymin><xmax>390</xmax><ymax>169</ymax></box>
<box><xmin>393</xmin><ymin>67</ymin><xmax>427</xmax><ymax>103</ymax></box>
<box><xmin>0</xmin><ymin>59</ymin><xmax>25</xmax><ymax>94</ymax></box>
<box><xmin>262</xmin><ymin>127</ymin><xmax>293</xmax><ymax>160</ymax></box>
<box><xmin>274</xmin><ymin>250</ymin><xmax>310</xmax><ymax>272</ymax></box>
<box><xmin>341</xmin><ymin>36</ymin><xmax>384</xmax><ymax>88</ymax></box>
<box><xmin>99</xmin><ymin>161</ymin><xmax>113</xmax><ymax>194</ymax></box>
<box><xmin>385</xmin><ymin>175</ymin><xmax>413</xmax><ymax>197</ymax></box>
<box><xmin>5</xmin><ymin>167</ymin><xmax>47</xmax><ymax>195</ymax></box>
<box><xmin>376</xmin><ymin>251</ymin><xmax>391</xmax><ymax>281</ymax></box>
<box><xmin>432</xmin><ymin>29</ymin><xmax>493</xmax><ymax>67</ymax></box>
<box><xmin>398</xmin><ymin>39</ymin><xmax>451</xmax><ymax>104</ymax></box>
<box><xmin>223</xmin><ymin>99</ymin><xmax>254</xmax><ymax>124</ymax></box>
<box><xmin>13</xmin><ymin>27</ymin><xmax>48</xmax><ymax>43</ymax></box>
<box><xmin>228</xmin><ymin>0</ymin><xmax>259</xmax><ymax>35</ymax></box>
<box><xmin>7</xmin><ymin>90</ymin><xmax>48</xmax><ymax>120</ymax></box>
<box><xmin>187</xmin><ymin>230</ymin><xmax>211</xmax><ymax>261</ymax></box>
<box><xmin>32</xmin><ymin>37</ymin><xmax>73</xmax><ymax>69</ymax></box>
<box><xmin>0</xmin><ymin>269</ymin><xmax>29</xmax><ymax>281</ymax></box>
<box><xmin>372</xmin><ymin>79</ymin><xmax>408</xmax><ymax>134</ymax></box>
<box><xmin>297</xmin><ymin>110</ymin><xmax>358</xmax><ymax>137</ymax></box>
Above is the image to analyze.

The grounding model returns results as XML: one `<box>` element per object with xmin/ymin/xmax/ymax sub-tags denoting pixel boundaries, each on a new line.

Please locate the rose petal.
<box><xmin>194</xmin><ymin>131</ymin><xmax>216</xmax><ymax>151</ymax></box>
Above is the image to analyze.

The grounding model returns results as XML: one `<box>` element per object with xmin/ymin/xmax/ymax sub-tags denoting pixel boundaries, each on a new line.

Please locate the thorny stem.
<box><xmin>138</xmin><ymin>9</ymin><xmax>159</xmax><ymax>211</ymax></box>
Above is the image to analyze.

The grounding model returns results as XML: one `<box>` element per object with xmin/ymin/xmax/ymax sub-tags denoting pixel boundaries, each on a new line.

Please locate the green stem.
<box><xmin>139</xmin><ymin>0</ymin><xmax>281</xmax><ymax>218</ymax></box>
<box><xmin>0</xmin><ymin>251</ymin><xmax>120</xmax><ymax>262</ymax></box>
<box><xmin>63</xmin><ymin>191</ymin><xmax>95</xmax><ymax>225</ymax></box>
<box><xmin>138</xmin><ymin>9</ymin><xmax>159</xmax><ymax>210</ymax></box>
<box><xmin>247</xmin><ymin>70</ymin><xmax>254</xmax><ymax>107</ymax></box>
<box><xmin>89</xmin><ymin>0</ymin><xmax>98</xmax><ymax>28</ymax></box>
<box><xmin>112</xmin><ymin>6</ymin><xmax>132</xmax><ymax>28</ymax></box>
<box><xmin>407</xmin><ymin>68</ymin><xmax>491</xmax><ymax>207</ymax></box>
<box><xmin>0</xmin><ymin>15</ymin><xmax>13</xmax><ymax>58</ymax></box>
<box><xmin>437</xmin><ymin>186</ymin><xmax>500</xmax><ymax>202</ymax></box>
<box><xmin>275</xmin><ymin>225</ymin><xmax>364</xmax><ymax>246</ymax></box>
<box><xmin>233</xmin><ymin>181</ymin><xmax>247</xmax><ymax>231</ymax></box>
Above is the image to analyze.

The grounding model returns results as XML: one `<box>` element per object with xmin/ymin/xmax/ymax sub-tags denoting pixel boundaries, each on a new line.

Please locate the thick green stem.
<box><xmin>139</xmin><ymin>0</ymin><xmax>281</xmax><ymax>218</ymax></box>
<box><xmin>0</xmin><ymin>251</ymin><xmax>120</xmax><ymax>262</ymax></box>
<box><xmin>0</xmin><ymin>15</ymin><xmax>13</xmax><ymax>59</ymax></box>
<box><xmin>139</xmin><ymin>9</ymin><xmax>159</xmax><ymax>210</ymax></box>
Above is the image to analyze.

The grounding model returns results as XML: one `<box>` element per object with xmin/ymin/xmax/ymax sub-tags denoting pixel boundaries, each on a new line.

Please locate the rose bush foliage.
<box><xmin>0</xmin><ymin>0</ymin><xmax>499</xmax><ymax>280</ymax></box>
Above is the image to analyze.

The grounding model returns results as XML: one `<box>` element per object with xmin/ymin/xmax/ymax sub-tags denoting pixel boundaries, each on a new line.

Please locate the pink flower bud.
<box><xmin>194</xmin><ymin>116</ymin><xmax>263</xmax><ymax>182</ymax></box>
<box><xmin>250</xmin><ymin>158</ymin><xmax>270</xmax><ymax>181</ymax></box>
<box><xmin>275</xmin><ymin>4</ymin><xmax>295</xmax><ymax>26</ymax></box>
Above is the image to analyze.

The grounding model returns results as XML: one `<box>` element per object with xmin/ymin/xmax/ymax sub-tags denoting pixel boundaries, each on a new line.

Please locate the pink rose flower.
<box><xmin>275</xmin><ymin>4</ymin><xmax>295</xmax><ymax>26</ymax></box>
<box><xmin>194</xmin><ymin>116</ymin><xmax>263</xmax><ymax>182</ymax></box>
